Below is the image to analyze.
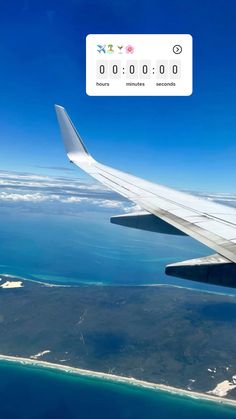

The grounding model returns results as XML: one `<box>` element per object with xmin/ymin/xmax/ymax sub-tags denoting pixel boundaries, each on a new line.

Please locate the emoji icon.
<box><xmin>125</xmin><ymin>45</ymin><xmax>134</xmax><ymax>54</ymax></box>
<box><xmin>97</xmin><ymin>44</ymin><xmax>106</xmax><ymax>53</ymax></box>
<box><xmin>107</xmin><ymin>44</ymin><xmax>114</xmax><ymax>53</ymax></box>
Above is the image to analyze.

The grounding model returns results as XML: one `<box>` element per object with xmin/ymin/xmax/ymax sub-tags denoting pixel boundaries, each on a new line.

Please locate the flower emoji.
<box><xmin>125</xmin><ymin>45</ymin><xmax>134</xmax><ymax>54</ymax></box>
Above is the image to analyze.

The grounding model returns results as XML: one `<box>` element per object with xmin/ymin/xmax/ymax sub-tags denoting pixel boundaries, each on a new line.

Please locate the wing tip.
<box><xmin>55</xmin><ymin>104</ymin><xmax>66</xmax><ymax>115</ymax></box>
<box><xmin>55</xmin><ymin>104</ymin><xmax>92</xmax><ymax>163</ymax></box>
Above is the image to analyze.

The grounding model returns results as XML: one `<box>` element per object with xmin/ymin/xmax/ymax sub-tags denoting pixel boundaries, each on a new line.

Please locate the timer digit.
<box><xmin>126</xmin><ymin>60</ymin><xmax>138</xmax><ymax>79</ymax></box>
<box><xmin>139</xmin><ymin>60</ymin><xmax>151</xmax><ymax>79</ymax></box>
<box><xmin>96</xmin><ymin>60</ymin><xmax>108</xmax><ymax>79</ymax></box>
<box><xmin>109</xmin><ymin>61</ymin><xmax>121</xmax><ymax>79</ymax></box>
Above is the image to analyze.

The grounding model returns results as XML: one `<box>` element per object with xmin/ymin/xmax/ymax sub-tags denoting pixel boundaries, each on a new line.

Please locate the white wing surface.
<box><xmin>55</xmin><ymin>105</ymin><xmax>236</xmax><ymax>287</ymax></box>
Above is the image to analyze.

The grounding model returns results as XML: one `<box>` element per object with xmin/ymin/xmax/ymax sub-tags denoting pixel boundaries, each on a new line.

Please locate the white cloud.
<box><xmin>0</xmin><ymin>192</ymin><xmax>48</xmax><ymax>202</ymax></box>
<box><xmin>0</xmin><ymin>170</ymin><xmax>131</xmax><ymax>213</ymax></box>
<box><xmin>61</xmin><ymin>196</ymin><xmax>88</xmax><ymax>203</ymax></box>
<box><xmin>93</xmin><ymin>199</ymin><xmax>124</xmax><ymax>209</ymax></box>
<box><xmin>0</xmin><ymin>170</ymin><xmax>235</xmax><ymax>215</ymax></box>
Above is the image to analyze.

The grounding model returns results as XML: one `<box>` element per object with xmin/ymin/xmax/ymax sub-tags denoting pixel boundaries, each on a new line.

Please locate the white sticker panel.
<box><xmin>86</xmin><ymin>34</ymin><xmax>192</xmax><ymax>96</ymax></box>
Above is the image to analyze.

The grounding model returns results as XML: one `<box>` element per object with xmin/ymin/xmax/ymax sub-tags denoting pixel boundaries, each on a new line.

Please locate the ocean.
<box><xmin>0</xmin><ymin>206</ymin><xmax>233</xmax><ymax>294</ymax></box>
<box><xmin>0</xmin><ymin>361</ymin><xmax>236</xmax><ymax>419</ymax></box>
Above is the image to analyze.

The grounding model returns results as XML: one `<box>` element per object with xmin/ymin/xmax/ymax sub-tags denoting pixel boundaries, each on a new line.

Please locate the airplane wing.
<box><xmin>55</xmin><ymin>105</ymin><xmax>236</xmax><ymax>288</ymax></box>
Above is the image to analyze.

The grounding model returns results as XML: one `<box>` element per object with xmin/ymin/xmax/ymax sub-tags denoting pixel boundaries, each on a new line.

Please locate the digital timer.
<box><xmin>96</xmin><ymin>60</ymin><xmax>181</xmax><ymax>79</ymax></box>
<box><xmin>86</xmin><ymin>34</ymin><xmax>192</xmax><ymax>96</ymax></box>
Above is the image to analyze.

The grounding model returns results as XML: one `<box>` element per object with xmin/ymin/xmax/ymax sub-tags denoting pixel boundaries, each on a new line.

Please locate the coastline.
<box><xmin>1</xmin><ymin>273</ymin><xmax>236</xmax><ymax>298</ymax></box>
<box><xmin>0</xmin><ymin>354</ymin><xmax>235</xmax><ymax>408</ymax></box>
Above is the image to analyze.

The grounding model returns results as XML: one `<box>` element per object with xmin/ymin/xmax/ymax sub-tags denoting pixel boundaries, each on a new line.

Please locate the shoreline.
<box><xmin>0</xmin><ymin>354</ymin><xmax>235</xmax><ymax>408</ymax></box>
<box><xmin>1</xmin><ymin>273</ymin><xmax>236</xmax><ymax>298</ymax></box>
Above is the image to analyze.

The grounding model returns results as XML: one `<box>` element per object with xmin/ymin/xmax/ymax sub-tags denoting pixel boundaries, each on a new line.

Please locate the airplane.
<box><xmin>97</xmin><ymin>44</ymin><xmax>106</xmax><ymax>53</ymax></box>
<box><xmin>55</xmin><ymin>105</ymin><xmax>236</xmax><ymax>288</ymax></box>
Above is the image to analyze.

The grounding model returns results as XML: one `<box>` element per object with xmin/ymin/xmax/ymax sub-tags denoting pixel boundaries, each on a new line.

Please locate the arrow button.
<box><xmin>173</xmin><ymin>45</ymin><xmax>182</xmax><ymax>54</ymax></box>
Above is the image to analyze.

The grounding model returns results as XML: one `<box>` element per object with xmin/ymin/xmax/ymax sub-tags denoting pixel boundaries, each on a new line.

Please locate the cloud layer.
<box><xmin>0</xmin><ymin>170</ymin><xmax>235</xmax><ymax>216</ymax></box>
<box><xmin>0</xmin><ymin>170</ymin><xmax>133</xmax><ymax>214</ymax></box>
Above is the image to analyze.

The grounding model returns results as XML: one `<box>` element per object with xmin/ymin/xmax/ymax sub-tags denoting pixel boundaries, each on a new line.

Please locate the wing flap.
<box><xmin>165</xmin><ymin>254</ymin><xmax>236</xmax><ymax>288</ymax></box>
<box><xmin>111</xmin><ymin>212</ymin><xmax>187</xmax><ymax>235</ymax></box>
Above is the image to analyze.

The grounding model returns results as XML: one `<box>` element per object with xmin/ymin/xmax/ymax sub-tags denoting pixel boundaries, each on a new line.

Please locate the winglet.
<box><xmin>55</xmin><ymin>105</ymin><xmax>92</xmax><ymax>163</ymax></box>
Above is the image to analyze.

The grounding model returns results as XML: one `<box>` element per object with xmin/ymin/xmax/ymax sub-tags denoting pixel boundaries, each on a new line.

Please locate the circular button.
<box><xmin>173</xmin><ymin>45</ymin><xmax>182</xmax><ymax>54</ymax></box>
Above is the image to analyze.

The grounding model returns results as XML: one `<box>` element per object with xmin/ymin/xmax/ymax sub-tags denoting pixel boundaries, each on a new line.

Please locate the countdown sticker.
<box><xmin>86</xmin><ymin>34</ymin><xmax>192</xmax><ymax>96</ymax></box>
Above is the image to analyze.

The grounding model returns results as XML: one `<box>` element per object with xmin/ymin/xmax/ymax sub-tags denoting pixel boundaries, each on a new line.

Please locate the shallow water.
<box><xmin>0</xmin><ymin>208</ymin><xmax>233</xmax><ymax>295</ymax></box>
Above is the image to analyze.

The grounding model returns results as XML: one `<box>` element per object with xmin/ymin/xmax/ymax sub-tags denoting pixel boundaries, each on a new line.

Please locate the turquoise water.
<box><xmin>0</xmin><ymin>361</ymin><xmax>236</xmax><ymax>419</ymax></box>
<box><xmin>0</xmin><ymin>208</ymin><xmax>233</xmax><ymax>294</ymax></box>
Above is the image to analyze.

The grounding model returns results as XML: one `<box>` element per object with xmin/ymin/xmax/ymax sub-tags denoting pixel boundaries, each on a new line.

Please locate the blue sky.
<box><xmin>0</xmin><ymin>0</ymin><xmax>235</xmax><ymax>192</ymax></box>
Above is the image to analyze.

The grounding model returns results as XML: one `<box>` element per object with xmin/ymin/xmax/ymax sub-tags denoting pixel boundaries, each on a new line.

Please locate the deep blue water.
<box><xmin>0</xmin><ymin>361</ymin><xmax>236</xmax><ymax>419</ymax></box>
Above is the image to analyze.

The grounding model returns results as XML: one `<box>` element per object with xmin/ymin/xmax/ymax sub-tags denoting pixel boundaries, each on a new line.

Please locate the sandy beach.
<box><xmin>0</xmin><ymin>354</ymin><xmax>235</xmax><ymax>407</ymax></box>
